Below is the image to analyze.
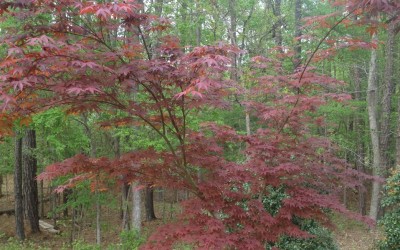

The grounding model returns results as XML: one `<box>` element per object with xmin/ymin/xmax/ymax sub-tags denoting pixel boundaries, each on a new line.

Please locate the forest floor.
<box><xmin>332</xmin><ymin>213</ymin><xmax>381</xmax><ymax>250</ymax></box>
<box><xmin>0</xmin><ymin>175</ymin><xmax>383</xmax><ymax>249</ymax></box>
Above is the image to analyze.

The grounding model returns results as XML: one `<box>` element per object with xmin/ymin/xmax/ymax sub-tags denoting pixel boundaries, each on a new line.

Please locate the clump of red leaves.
<box><xmin>0</xmin><ymin>1</ymin><xmax>376</xmax><ymax>249</ymax></box>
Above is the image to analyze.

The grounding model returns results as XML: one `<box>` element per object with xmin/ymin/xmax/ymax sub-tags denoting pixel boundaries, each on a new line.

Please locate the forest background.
<box><xmin>0</xmin><ymin>0</ymin><xmax>399</xmax><ymax>249</ymax></box>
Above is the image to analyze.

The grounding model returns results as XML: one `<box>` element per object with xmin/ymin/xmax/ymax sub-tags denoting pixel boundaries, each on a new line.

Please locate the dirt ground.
<box><xmin>333</xmin><ymin>213</ymin><xmax>382</xmax><ymax>250</ymax></box>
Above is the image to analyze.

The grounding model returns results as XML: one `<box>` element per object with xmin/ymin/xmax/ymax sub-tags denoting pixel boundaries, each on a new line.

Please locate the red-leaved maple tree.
<box><xmin>0</xmin><ymin>0</ymin><xmax>384</xmax><ymax>249</ymax></box>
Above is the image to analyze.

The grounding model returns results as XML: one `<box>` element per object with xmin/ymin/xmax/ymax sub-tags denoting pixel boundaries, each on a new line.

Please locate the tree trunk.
<box><xmin>145</xmin><ymin>185</ymin><xmax>157</xmax><ymax>221</ymax></box>
<box><xmin>14</xmin><ymin>136</ymin><xmax>25</xmax><ymax>241</ymax></box>
<box><xmin>22</xmin><ymin>129</ymin><xmax>40</xmax><ymax>233</ymax></box>
<box><xmin>195</xmin><ymin>0</ymin><xmax>202</xmax><ymax>46</ymax></box>
<box><xmin>121</xmin><ymin>183</ymin><xmax>130</xmax><ymax>230</ymax></box>
<box><xmin>95</xmin><ymin>176</ymin><xmax>101</xmax><ymax>245</ymax></box>
<box><xmin>293</xmin><ymin>0</ymin><xmax>303</xmax><ymax>69</ymax></box>
<box><xmin>272</xmin><ymin>0</ymin><xmax>283</xmax><ymax>52</ymax></box>
<box><xmin>294</xmin><ymin>0</ymin><xmax>302</xmax><ymax>68</ymax></box>
<box><xmin>0</xmin><ymin>174</ymin><xmax>3</xmax><ymax>197</ymax></box>
<box><xmin>379</xmin><ymin>21</ymin><xmax>398</xmax><ymax>176</ymax></box>
<box><xmin>131</xmin><ymin>182</ymin><xmax>141</xmax><ymax>232</ymax></box>
<box><xmin>63</xmin><ymin>189</ymin><xmax>72</xmax><ymax>217</ymax></box>
<box><xmin>367</xmin><ymin>33</ymin><xmax>381</xmax><ymax>221</ymax></box>
<box><xmin>353</xmin><ymin>66</ymin><xmax>367</xmax><ymax>216</ymax></box>
<box><xmin>40</xmin><ymin>180</ymin><xmax>44</xmax><ymax>218</ymax></box>
<box><xmin>397</xmin><ymin>84</ymin><xmax>400</xmax><ymax>170</ymax></box>
<box><xmin>228</xmin><ymin>0</ymin><xmax>237</xmax><ymax>80</ymax></box>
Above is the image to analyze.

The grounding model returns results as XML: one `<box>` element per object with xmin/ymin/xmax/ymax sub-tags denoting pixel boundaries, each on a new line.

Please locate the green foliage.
<box><xmin>262</xmin><ymin>187</ymin><xmax>337</xmax><ymax>250</ymax></box>
<box><xmin>379</xmin><ymin>169</ymin><xmax>400</xmax><ymax>250</ymax></box>
<box><xmin>118</xmin><ymin>229</ymin><xmax>146</xmax><ymax>250</ymax></box>
<box><xmin>33</xmin><ymin>108</ymin><xmax>89</xmax><ymax>166</ymax></box>
<box><xmin>0</xmin><ymin>238</ymin><xmax>50</xmax><ymax>250</ymax></box>
<box><xmin>262</xmin><ymin>186</ymin><xmax>288</xmax><ymax>216</ymax></box>
<box><xmin>67</xmin><ymin>240</ymin><xmax>100</xmax><ymax>250</ymax></box>
<box><xmin>265</xmin><ymin>219</ymin><xmax>338</xmax><ymax>250</ymax></box>
<box><xmin>275</xmin><ymin>219</ymin><xmax>338</xmax><ymax>250</ymax></box>
<box><xmin>172</xmin><ymin>242</ymin><xmax>194</xmax><ymax>250</ymax></box>
<box><xmin>0</xmin><ymin>137</ymin><xmax>14</xmax><ymax>174</ymax></box>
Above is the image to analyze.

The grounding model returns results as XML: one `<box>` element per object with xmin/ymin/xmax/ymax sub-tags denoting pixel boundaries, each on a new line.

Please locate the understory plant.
<box><xmin>379</xmin><ymin>169</ymin><xmax>400</xmax><ymax>250</ymax></box>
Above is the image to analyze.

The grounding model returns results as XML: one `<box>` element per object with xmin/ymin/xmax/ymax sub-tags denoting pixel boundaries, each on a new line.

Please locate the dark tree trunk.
<box><xmin>145</xmin><ymin>185</ymin><xmax>157</xmax><ymax>221</ymax></box>
<box><xmin>121</xmin><ymin>182</ymin><xmax>130</xmax><ymax>229</ymax></box>
<box><xmin>63</xmin><ymin>189</ymin><xmax>73</xmax><ymax>217</ymax></box>
<box><xmin>195</xmin><ymin>1</ymin><xmax>202</xmax><ymax>46</ymax></box>
<box><xmin>0</xmin><ymin>174</ymin><xmax>3</xmax><ymax>197</ymax></box>
<box><xmin>294</xmin><ymin>0</ymin><xmax>302</xmax><ymax>68</ymax></box>
<box><xmin>228</xmin><ymin>0</ymin><xmax>237</xmax><ymax>80</ymax></box>
<box><xmin>22</xmin><ymin>129</ymin><xmax>40</xmax><ymax>233</ymax></box>
<box><xmin>14</xmin><ymin>136</ymin><xmax>25</xmax><ymax>240</ymax></box>
<box><xmin>272</xmin><ymin>0</ymin><xmax>283</xmax><ymax>52</ymax></box>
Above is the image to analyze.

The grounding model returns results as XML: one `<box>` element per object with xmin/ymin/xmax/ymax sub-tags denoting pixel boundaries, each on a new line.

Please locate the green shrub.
<box><xmin>262</xmin><ymin>186</ymin><xmax>338</xmax><ymax>250</ymax></box>
<box><xmin>70</xmin><ymin>240</ymin><xmax>100</xmax><ymax>250</ymax></box>
<box><xmin>273</xmin><ymin>219</ymin><xmax>338</xmax><ymax>250</ymax></box>
<box><xmin>379</xmin><ymin>169</ymin><xmax>400</xmax><ymax>250</ymax></box>
<box><xmin>118</xmin><ymin>229</ymin><xmax>146</xmax><ymax>250</ymax></box>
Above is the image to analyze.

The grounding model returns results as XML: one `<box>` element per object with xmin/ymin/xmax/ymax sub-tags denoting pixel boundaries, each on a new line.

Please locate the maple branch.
<box><xmin>138</xmin><ymin>26</ymin><xmax>152</xmax><ymax>60</ymax></box>
<box><xmin>299</xmin><ymin>9</ymin><xmax>357</xmax><ymax>82</ymax></box>
<box><xmin>68</xmin><ymin>19</ymin><xmax>127</xmax><ymax>64</ymax></box>
<box><xmin>278</xmin><ymin>9</ymin><xmax>357</xmax><ymax>134</ymax></box>
<box><xmin>137</xmin><ymin>80</ymin><xmax>171</xmax><ymax>136</ymax></box>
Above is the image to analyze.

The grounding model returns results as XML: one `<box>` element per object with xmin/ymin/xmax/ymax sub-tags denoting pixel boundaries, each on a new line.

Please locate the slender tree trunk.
<box><xmin>0</xmin><ymin>174</ymin><xmax>3</xmax><ymax>197</ymax></box>
<box><xmin>40</xmin><ymin>180</ymin><xmax>44</xmax><ymax>218</ymax></box>
<box><xmin>353</xmin><ymin>66</ymin><xmax>367</xmax><ymax>215</ymax></box>
<box><xmin>63</xmin><ymin>189</ymin><xmax>72</xmax><ymax>217</ymax></box>
<box><xmin>294</xmin><ymin>0</ymin><xmax>302</xmax><ymax>68</ymax></box>
<box><xmin>22</xmin><ymin>129</ymin><xmax>40</xmax><ymax>233</ymax></box>
<box><xmin>195</xmin><ymin>0</ymin><xmax>202</xmax><ymax>46</ymax></box>
<box><xmin>228</xmin><ymin>0</ymin><xmax>251</xmax><ymax>136</ymax></box>
<box><xmin>397</xmin><ymin>85</ymin><xmax>400</xmax><ymax>170</ymax></box>
<box><xmin>367</xmin><ymin>33</ymin><xmax>381</xmax><ymax>221</ymax></box>
<box><xmin>112</xmin><ymin>134</ymin><xmax>130</xmax><ymax>230</ymax></box>
<box><xmin>131</xmin><ymin>182</ymin><xmax>141</xmax><ymax>232</ymax></box>
<box><xmin>51</xmin><ymin>185</ymin><xmax>57</xmax><ymax>228</ymax></box>
<box><xmin>145</xmin><ymin>185</ymin><xmax>157</xmax><ymax>221</ymax></box>
<box><xmin>14</xmin><ymin>136</ymin><xmax>25</xmax><ymax>241</ymax></box>
<box><xmin>121</xmin><ymin>183</ymin><xmax>130</xmax><ymax>230</ymax></box>
<box><xmin>95</xmin><ymin>176</ymin><xmax>101</xmax><ymax>245</ymax></box>
<box><xmin>272</xmin><ymin>0</ymin><xmax>283</xmax><ymax>52</ymax></box>
<box><xmin>228</xmin><ymin>0</ymin><xmax>237</xmax><ymax>79</ymax></box>
<box><xmin>379</xmin><ymin>21</ymin><xmax>398</xmax><ymax>176</ymax></box>
<box><xmin>81</xmin><ymin>113</ymin><xmax>101</xmax><ymax>244</ymax></box>
<box><xmin>397</xmin><ymin>99</ymin><xmax>400</xmax><ymax>169</ymax></box>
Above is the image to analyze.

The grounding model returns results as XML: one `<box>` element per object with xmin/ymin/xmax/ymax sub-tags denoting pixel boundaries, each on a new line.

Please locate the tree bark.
<box><xmin>145</xmin><ymin>185</ymin><xmax>157</xmax><ymax>221</ymax></box>
<box><xmin>14</xmin><ymin>136</ymin><xmax>25</xmax><ymax>240</ymax></box>
<box><xmin>228</xmin><ymin>0</ymin><xmax>237</xmax><ymax>79</ymax></box>
<box><xmin>353</xmin><ymin>66</ymin><xmax>367</xmax><ymax>216</ymax></box>
<box><xmin>0</xmin><ymin>174</ymin><xmax>3</xmax><ymax>197</ymax></box>
<box><xmin>22</xmin><ymin>129</ymin><xmax>40</xmax><ymax>233</ymax></box>
<box><xmin>272</xmin><ymin>0</ymin><xmax>283</xmax><ymax>52</ymax></box>
<box><xmin>379</xmin><ymin>21</ymin><xmax>398</xmax><ymax>176</ymax></box>
<box><xmin>367</xmin><ymin>33</ymin><xmax>381</xmax><ymax>221</ymax></box>
<box><xmin>131</xmin><ymin>182</ymin><xmax>141</xmax><ymax>232</ymax></box>
<box><xmin>95</xmin><ymin>176</ymin><xmax>101</xmax><ymax>245</ymax></box>
<box><xmin>195</xmin><ymin>0</ymin><xmax>202</xmax><ymax>46</ymax></box>
<box><xmin>294</xmin><ymin>0</ymin><xmax>302</xmax><ymax>68</ymax></box>
<box><xmin>121</xmin><ymin>183</ymin><xmax>130</xmax><ymax>230</ymax></box>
